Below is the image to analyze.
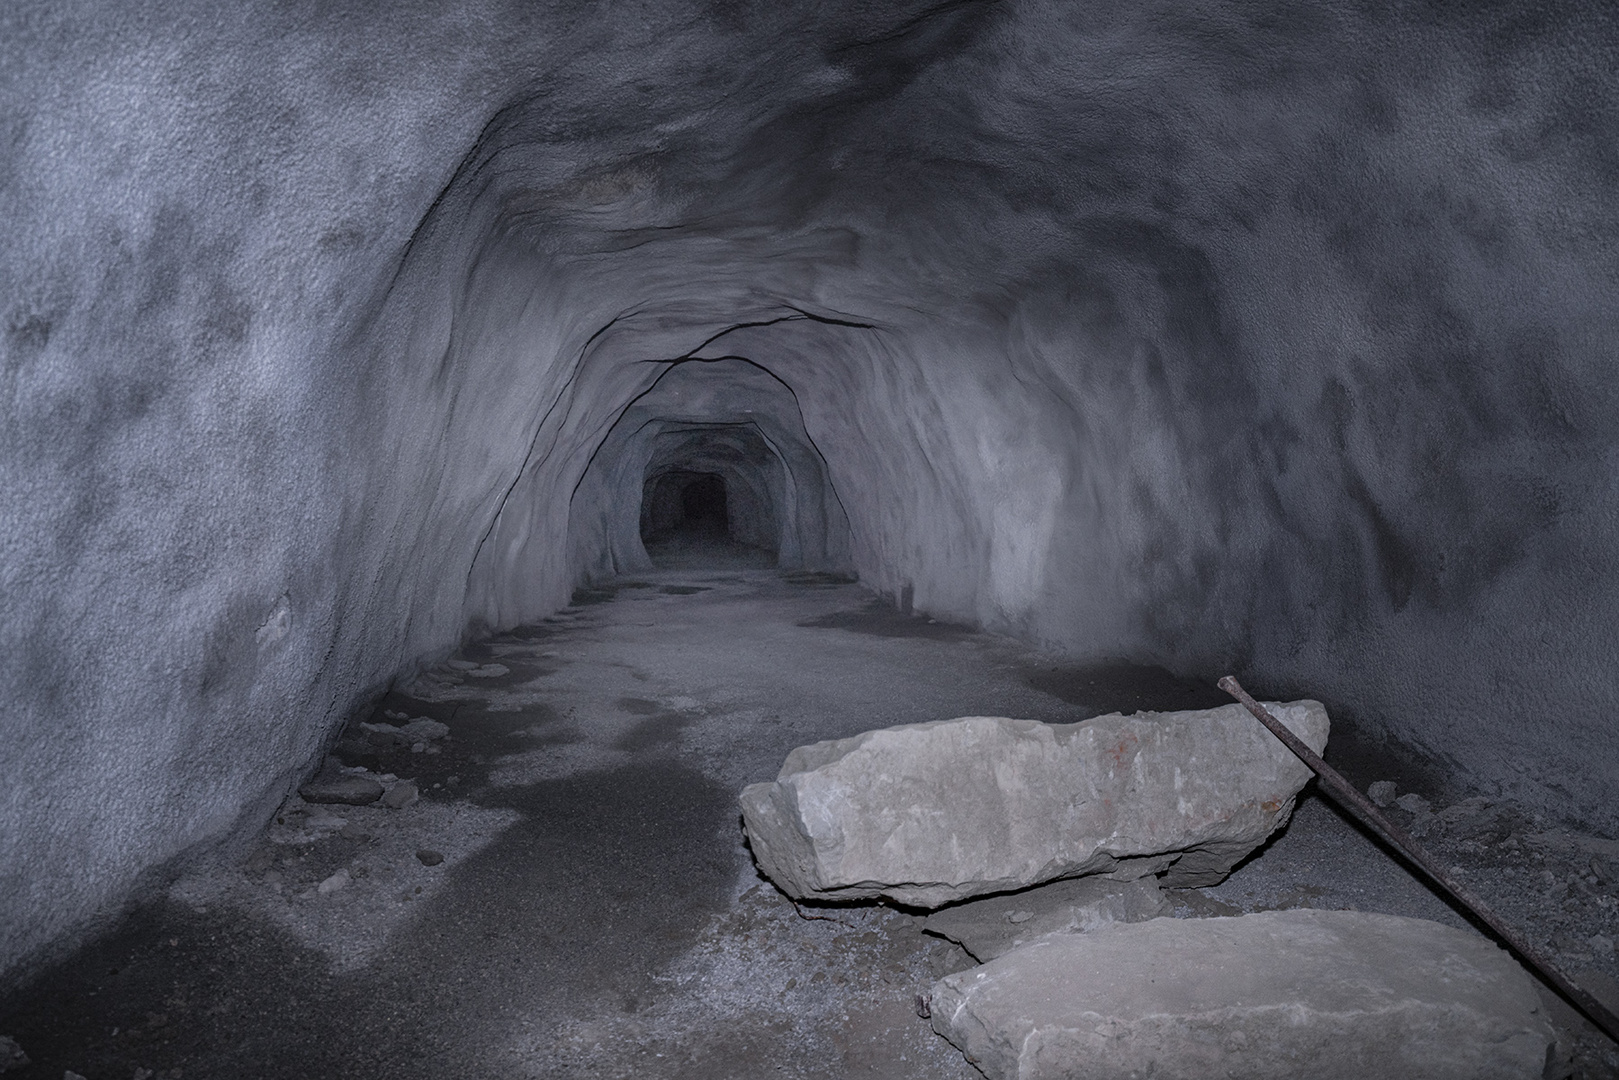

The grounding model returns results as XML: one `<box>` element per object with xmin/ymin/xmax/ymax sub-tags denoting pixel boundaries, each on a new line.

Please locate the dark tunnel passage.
<box><xmin>633</xmin><ymin>422</ymin><xmax>785</xmax><ymax>568</ymax></box>
<box><xmin>639</xmin><ymin>465</ymin><xmax>777</xmax><ymax>569</ymax></box>
<box><xmin>4</xmin><ymin>1</ymin><xmax>1619</xmax><ymax>1076</ymax></box>
<box><xmin>643</xmin><ymin>470</ymin><xmax>729</xmax><ymax>539</ymax></box>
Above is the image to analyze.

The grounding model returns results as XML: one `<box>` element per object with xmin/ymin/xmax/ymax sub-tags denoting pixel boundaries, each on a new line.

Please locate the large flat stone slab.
<box><xmin>924</xmin><ymin>876</ymin><xmax>1169</xmax><ymax>961</ymax></box>
<box><xmin>929</xmin><ymin>909</ymin><xmax>1553</xmax><ymax>1080</ymax></box>
<box><xmin>739</xmin><ymin>701</ymin><xmax>1328</xmax><ymax>906</ymax></box>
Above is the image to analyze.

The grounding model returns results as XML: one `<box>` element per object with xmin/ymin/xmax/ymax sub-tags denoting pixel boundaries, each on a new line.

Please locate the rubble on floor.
<box><xmin>0</xmin><ymin>1035</ymin><xmax>27</xmax><ymax>1072</ymax></box>
<box><xmin>922</xmin><ymin>876</ymin><xmax>1168</xmax><ymax>962</ymax></box>
<box><xmin>928</xmin><ymin>909</ymin><xmax>1555</xmax><ymax>1080</ymax></box>
<box><xmin>739</xmin><ymin>701</ymin><xmax>1329</xmax><ymax>906</ymax></box>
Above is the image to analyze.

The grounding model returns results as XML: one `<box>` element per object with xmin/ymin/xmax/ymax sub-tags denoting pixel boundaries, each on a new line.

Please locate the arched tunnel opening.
<box><xmin>643</xmin><ymin>470</ymin><xmax>729</xmax><ymax>540</ymax></box>
<box><xmin>633</xmin><ymin>421</ymin><xmax>786</xmax><ymax>569</ymax></box>
<box><xmin>4</xmin><ymin>4</ymin><xmax>1619</xmax><ymax>1077</ymax></box>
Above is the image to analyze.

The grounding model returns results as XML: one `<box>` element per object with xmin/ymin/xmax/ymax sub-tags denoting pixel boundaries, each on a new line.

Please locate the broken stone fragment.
<box><xmin>0</xmin><ymin>1034</ymin><xmax>29</xmax><ymax>1072</ymax></box>
<box><xmin>401</xmin><ymin>717</ymin><xmax>449</xmax><ymax>741</ymax></box>
<box><xmin>923</xmin><ymin>876</ymin><xmax>1168</xmax><ymax>962</ymax></box>
<box><xmin>299</xmin><ymin>775</ymin><xmax>384</xmax><ymax>806</ymax></box>
<box><xmin>1367</xmin><ymin>779</ymin><xmax>1397</xmax><ymax>807</ymax></box>
<box><xmin>317</xmin><ymin>868</ymin><xmax>351</xmax><ymax>895</ymax></box>
<box><xmin>739</xmin><ymin>701</ymin><xmax>1328</xmax><ymax>907</ymax></box>
<box><xmin>466</xmin><ymin>663</ymin><xmax>509</xmax><ymax>678</ymax></box>
<box><xmin>929</xmin><ymin>909</ymin><xmax>1552</xmax><ymax>1080</ymax></box>
<box><xmin>1395</xmin><ymin>792</ymin><xmax>1430</xmax><ymax>814</ymax></box>
<box><xmin>1439</xmin><ymin>796</ymin><xmax>1491</xmax><ymax>825</ymax></box>
<box><xmin>360</xmin><ymin>721</ymin><xmax>410</xmax><ymax>748</ymax></box>
<box><xmin>380</xmin><ymin>780</ymin><xmax>419</xmax><ymax>809</ymax></box>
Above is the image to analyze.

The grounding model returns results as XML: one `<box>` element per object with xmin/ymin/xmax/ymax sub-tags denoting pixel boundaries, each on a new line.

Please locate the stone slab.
<box><xmin>740</xmin><ymin>701</ymin><xmax>1328</xmax><ymax>906</ymax></box>
<box><xmin>924</xmin><ymin>875</ymin><xmax>1169</xmax><ymax>961</ymax></box>
<box><xmin>929</xmin><ymin>909</ymin><xmax>1553</xmax><ymax>1080</ymax></box>
<box><xmin>299</xmin><ymin>775</ymin><xmax>384</xmax><ymax>806</ymax></box>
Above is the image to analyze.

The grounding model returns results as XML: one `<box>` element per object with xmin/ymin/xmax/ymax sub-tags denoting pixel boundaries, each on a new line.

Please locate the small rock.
<box><xmin>307</xmin><ymin>807</ymin><xmax>349</xmax><ymax>829</ymax></box>
<box><xmin>1451</xmin><ymin>804</ymin><xmax>1516</xmax><ymax>844</ymax></box>
<box><xmin>1366</xmin><ymin>780</ymin><xmax>1397</xmax><ymax>807</ymax></box>
<box><xmin>410</xmin><ymin>742</ymin><xmax>426</xmax><ymax>753</ymax></box>
<box><xmin>924</xmin><ymin>876</ymin><xmax>1170</xmax><ymax>962</ymax></box>
<box><xmin>402</xmin><ymin>718</ymin><xmax>449</xmax><ymax>742</ymax></box>
<box><xmin>446</xmin><ymin>660</ymin><xmax>480</xmax><ymax>671</ymax></box>
<box><xmin>1395</xmin><ymin>793</ymin><xmax>1430</xmax><ymax>815</ymax></box>
<box><xmin>65</xmin><ymin>1072</ymin><xmax>88</xmax><ymax>1080</ymax></box>
<box><xmin>1408</xmin><ymin>810</ymin><xmax>1439</xmax><ymax>838</ymax></box>
<box><xmin>1591</xmin><ymin>934</ymin><xmax>1615</xmax><ymax>958</ymax></box>
<box><xmin>134</xmin><ymin>1069</ymin><xmax>154</xmax><ymax>1080</ymax></box>
<box><xmin>416</xmin><ymin>849</ymin><xmax>444</xmax><ymax>866</ymax></box>
<box><xmin>300</xmin><ymin>775</ymin><xmax>384</xmax><ymax>806</ymax></box>
<box><xmin>359</xmin><ymin>721</ymin><xmax>409</xmax><ymax>748</ymax></box>
<box><xmin>317</xmin><ymin>868</ymin><xmax>351</xmax><ymax>895</ymax></box>
<box><xmin>338</xmin><ymin>821</ymin><xmax>368</xmax><ymax>840</ymax></box>
<box><xmin>1439</xmin><ymin>796</ymin><xmax>1491</xmax><ymax>826</ymax></box>
<box><xmin>0</xmin><ymin>1035</ymin><xmax>28</xmax><ymax>1072</ymax></box>
<box><xmin>380</xmin><ymin>780</ymin><xmax>419</xmax><ymax>809</ymax></box>
<box><xmin>467</xmin><ymin>664</ymin><xmax>509</xmax><ymax>678</ymax></box>
<box><xmin>930</xmin><ymin>910</ymin><xmax>1552</xmax><ymax>1080</ymax></box>
<box><xmin>1592</xmin><ymin>854</ymin><xmax>1617</xmax><ymax>886</ymax></box>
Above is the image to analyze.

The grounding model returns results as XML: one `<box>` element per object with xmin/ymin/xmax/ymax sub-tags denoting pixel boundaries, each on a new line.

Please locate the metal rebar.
<box><xmin>1218</xmin><ymin>675</ymin><xmax>1619</xmax><ymax>1044</ymax></box>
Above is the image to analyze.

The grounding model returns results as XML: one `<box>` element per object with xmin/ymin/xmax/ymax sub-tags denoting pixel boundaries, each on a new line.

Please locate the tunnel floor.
<box><xmin>5</xmin><ymin>572</ymin><xmax>1618</xmax><ymax>1078</ymax></box>
<box><xmin>641</xmin><ymin>522</ymin><xmax>776</xmax><ymax>571</ymax></box>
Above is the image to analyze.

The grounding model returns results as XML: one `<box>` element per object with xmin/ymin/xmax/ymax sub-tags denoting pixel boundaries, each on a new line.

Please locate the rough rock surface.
<box><xmin>6</xmin><ymin>0</ymin><xmax>1619</xmax><ymax>987</ymax></box>
<box><xmin>930</xmin><ymin>909</ymin><xmax>1554</xmax><ymax>1080</ymax></box>
<box><xmin>740</xmin><ymin>701</ymin><xmax>1327</xmax><ymax>906</ymax></box>
<box><xmin>923</xmin><ymin>876</ymin><xmax>1168</xmax><ymax>962</ymax></box>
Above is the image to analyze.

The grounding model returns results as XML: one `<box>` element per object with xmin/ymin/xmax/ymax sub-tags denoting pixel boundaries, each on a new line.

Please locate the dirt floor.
<box><xmin>4</xmin><ymin>566</ymin><xmax>1618</xmax><ymax>1078</ymax></box>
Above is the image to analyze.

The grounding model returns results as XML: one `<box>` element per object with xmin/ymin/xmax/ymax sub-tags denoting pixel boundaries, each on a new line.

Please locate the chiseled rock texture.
<box><xmin>923</xmin><ymin>876</ymin><xmax>1170</xmax><ymax>962</ymax></box>
<box><xmin>930</xmin><ymin>909</ymin><xmax>1554</xmax><ymax>1080</ymax></box>
<box><xmin>5</xmin><ymin>0</ymin><xmax>1619</xmax><ymax>982</ymax></box>
<box><xmin>739</xmin><ymin>701</ymin><xmax>1327</xmax><ymax>906</ymax></box>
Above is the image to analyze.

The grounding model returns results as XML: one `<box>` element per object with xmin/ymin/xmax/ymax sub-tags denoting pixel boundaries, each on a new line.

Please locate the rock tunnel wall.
<box><xmin>3</xmin><ymin>0</ymin><xmax>1618</xmax><ymax>980</ymax></box>
<box><xmin>563</xmin><ymin>357</ymin><xmax>849</xmax><ymax>575</ymax></box>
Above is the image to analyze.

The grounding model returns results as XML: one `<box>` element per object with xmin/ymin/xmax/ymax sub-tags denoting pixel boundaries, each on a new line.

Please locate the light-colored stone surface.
<box><xmin>923</xmin><ymin>876</ymin><xmax>1168</xmax><ymax>962</ymax></box>
<box><xmin>299</xmin><ymin>775</ymin><xmax>384</xmax><ymax>806</ymax></box>
<box><xmin>930</xmin><ymin>909</ymin><xmax>1554</xmax><ymax>1080</ymax></box>
<box><xmin>739</xmin><ymin>701</ymin><xmax>1328</xmax><ymax>906</ymax></box>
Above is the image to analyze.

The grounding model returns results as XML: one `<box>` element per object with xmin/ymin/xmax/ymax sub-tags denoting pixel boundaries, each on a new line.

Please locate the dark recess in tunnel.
<box><xmin>640</xmin><ymin>470</ymin><xmax>733</xmax><ymax>543</ymax></box>
<box><xmin>632</xmin><ymin>421</ymin><xmax>785</xmax><ymax>569</ymax></box>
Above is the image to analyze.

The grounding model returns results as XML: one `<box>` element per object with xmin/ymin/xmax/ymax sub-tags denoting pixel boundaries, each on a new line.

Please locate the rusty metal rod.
<box><xmin>1218</xmin><ymin>675</ymin><xmax>1619</xmax><ymax>1044</ymax></box>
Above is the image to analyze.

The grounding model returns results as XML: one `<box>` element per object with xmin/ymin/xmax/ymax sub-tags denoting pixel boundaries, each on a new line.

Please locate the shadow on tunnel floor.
<box><xmin>642</xmin><ymin>527</ymin><xmax>776</xmax><ymax>571</ymax></box>
<box><xmin>796</xmin><ymin>598</ymin><xmax>974</xmax><ymax>641</ymax></box>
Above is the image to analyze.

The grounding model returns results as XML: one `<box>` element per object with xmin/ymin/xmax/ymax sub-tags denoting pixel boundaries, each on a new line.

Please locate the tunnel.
<box><xmin>3</xmin><ymin>2</ymin><xmax>1619</xmax><ymax>1076</ymax></box>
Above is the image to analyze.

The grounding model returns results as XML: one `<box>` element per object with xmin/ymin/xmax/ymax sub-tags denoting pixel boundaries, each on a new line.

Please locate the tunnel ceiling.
<box><xmin>4</xmin><ymin>0</ymin><xmax>1619</xmax><ymax>981</ymax></box>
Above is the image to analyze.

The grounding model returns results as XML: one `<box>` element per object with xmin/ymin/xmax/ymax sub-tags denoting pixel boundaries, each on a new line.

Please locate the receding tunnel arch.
<box><xmin>637</xmin><ymin>424</ymin><xmax>783</xmax><ymax>567</ymax></box>
<box><xmin>642</xmin><ymin>470</ymin><xmax>728</xmax><ymax>540</ymax></box>
<box><xmin>566</xmin><ymin>356</ymin><xmax>850</xmax><ymax>578</ymax></box>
